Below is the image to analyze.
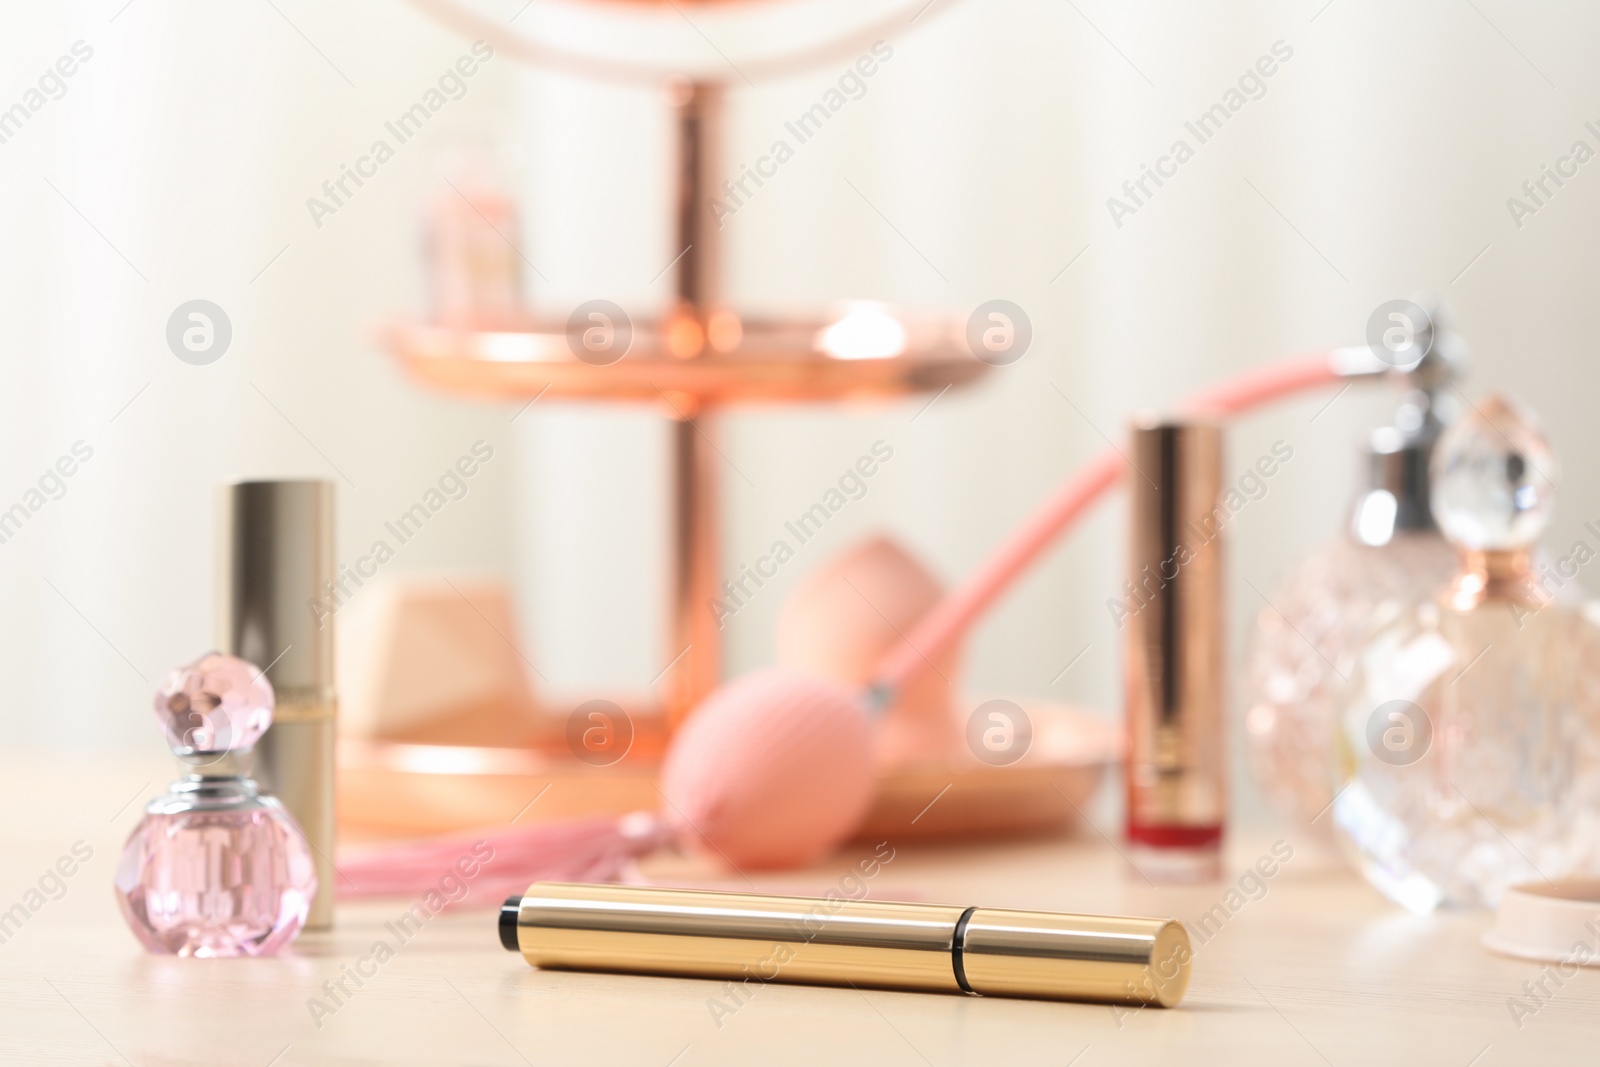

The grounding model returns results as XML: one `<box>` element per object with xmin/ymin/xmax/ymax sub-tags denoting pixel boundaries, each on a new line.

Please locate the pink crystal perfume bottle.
<box><xmin>115</xmin><ymin>652</ymin><xmax>318</xmax><ymax>957</ymax></box>
<box><xmin>1332</xmin><ymin>395</ymin><xmax>1600</xmax><ymax>911</ymax></box>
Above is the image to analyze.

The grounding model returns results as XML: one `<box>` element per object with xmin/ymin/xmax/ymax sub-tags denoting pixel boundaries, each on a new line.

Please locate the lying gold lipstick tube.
<box><xmin>499</xmin><ymin>883</ymin><xmax>1191</xmax><ymax>1006</ymax></box>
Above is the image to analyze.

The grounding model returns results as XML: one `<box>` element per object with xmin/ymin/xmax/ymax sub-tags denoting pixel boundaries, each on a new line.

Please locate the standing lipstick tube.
<box><xmin>500</xmin><ymin>883</ymin><xmax>1192</xmax><ymax>1006</ymax></box>
<box><xmin>1123</xmin><ymin>416</ymin><xmax>1226</xmax><ymax>882</ymax></box>
<box><xmin>219</xmin><ymin>479</ymin><xmax>338</xmax><ymax>929</ymax></box>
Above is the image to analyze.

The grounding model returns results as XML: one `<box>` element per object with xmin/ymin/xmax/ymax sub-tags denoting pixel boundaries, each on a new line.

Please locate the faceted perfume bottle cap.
<box><xmin>153</xmin><ymin>652</ymin><xmax>274</xmax><ymax>756</ymax></box>
<box><xmin>1430</xmin><ymin>393</ymin><xmax>1557</xmax><ymax>552</ymax></box>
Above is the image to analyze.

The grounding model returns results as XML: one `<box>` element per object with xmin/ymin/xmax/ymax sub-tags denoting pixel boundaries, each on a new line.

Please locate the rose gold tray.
<box><xmin>382</xmin><ymin>310</ymin><xmax>987</xmax><ymax>405</ymax></box>
<box><xmin>338</xmin><ymin>698</ymin><xmax>1118</xmax><ymax>844</ymax></box>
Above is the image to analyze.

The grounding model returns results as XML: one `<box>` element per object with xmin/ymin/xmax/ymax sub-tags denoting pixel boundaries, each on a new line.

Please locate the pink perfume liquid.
<box><xmin>117</xmin><ymin>800</ymin><xmax>315</xmax><ymax>958</ymax></box>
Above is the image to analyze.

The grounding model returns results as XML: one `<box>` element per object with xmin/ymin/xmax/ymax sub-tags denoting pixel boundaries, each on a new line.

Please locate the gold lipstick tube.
<box><xmin>499</xmin><ymin>883</ymin><xmax>1191</xmax><ymax>1006</ymax></box>
<box><xmin>219</xmin><ymin>479</ymin><xmax>338</xmax><ymax>930</ymax></box>
<box><xmin>1124</xmin><ymin>416</ymin><xmax>1226</xmax><ymax>883</ymax></box>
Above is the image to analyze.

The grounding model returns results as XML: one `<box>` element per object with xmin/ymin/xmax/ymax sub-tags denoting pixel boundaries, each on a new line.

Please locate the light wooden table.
<box><xmin>3</xmin><ymin>752</ymin><xmax>1594</xmax><ymax>1066</ymax></box>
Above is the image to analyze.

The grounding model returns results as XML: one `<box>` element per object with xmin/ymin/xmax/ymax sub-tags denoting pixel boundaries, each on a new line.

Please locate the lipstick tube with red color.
<box><xmin>1122</xmin><ymin>416</ymin><xmax>1226</xmax><ymax>882</ymax></box>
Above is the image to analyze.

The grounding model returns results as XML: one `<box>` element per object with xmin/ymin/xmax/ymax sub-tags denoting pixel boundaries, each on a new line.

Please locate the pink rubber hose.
<box><xmin>871</xmin><ymin>350</ymin><xmax>1342</xmax><ymax>696</ymax></box>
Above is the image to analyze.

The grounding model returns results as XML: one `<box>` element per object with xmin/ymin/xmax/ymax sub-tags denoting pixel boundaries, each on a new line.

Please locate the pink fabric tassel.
<box><xmin>335</xmin><ymin>813</ymin><xmax>669</xmax><ymax>908</ymax></box>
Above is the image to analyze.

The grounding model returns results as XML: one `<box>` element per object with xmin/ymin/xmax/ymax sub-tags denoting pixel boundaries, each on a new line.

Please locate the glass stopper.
<box><xmin>1430</xmin><ymin>393</ymin><xmax>1557</xmax><ymax>551</ymax></box>
<box><xmin>153</xmin><ymin>652</ymin><xmax>274</xmax><ymax>755</ymax></box>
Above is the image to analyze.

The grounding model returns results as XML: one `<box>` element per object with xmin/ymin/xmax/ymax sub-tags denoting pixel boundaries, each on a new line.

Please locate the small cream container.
<box><xmin>1483</xmin><ymin>880</ymin><xmax>1600</xmax><ymax>966</ymax></box>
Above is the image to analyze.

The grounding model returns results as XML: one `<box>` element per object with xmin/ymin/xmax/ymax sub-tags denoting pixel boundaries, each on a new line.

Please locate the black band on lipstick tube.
<box><xmin>499</xmin><ymin>896</ymin><xmax>522</xmax><ymax>952</ymax></box>
<box><xmin>950</xmin><ymin>906</ymin><xmax>978</xmax><ymax>994</ymax></box>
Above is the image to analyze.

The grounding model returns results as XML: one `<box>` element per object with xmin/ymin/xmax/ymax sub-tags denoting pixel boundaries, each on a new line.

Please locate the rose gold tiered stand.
<box><xmin>381</xmin><ymin>11</ymin><xmax>990</xmax><ymax>728</ymax></box>
<box><xmin>355</xmin><ymin>0</ymin><xmax>1115</xmax><ymax>844</ymax></box>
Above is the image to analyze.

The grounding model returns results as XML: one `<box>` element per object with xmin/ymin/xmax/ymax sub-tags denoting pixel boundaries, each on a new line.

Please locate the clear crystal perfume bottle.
<box><xmin>1331</xmin><ymin>395</ymin><xmax>1600</xmax><ymax>912</ymax></box>
<box><xmin>115</xmin><ymin>652</ymin><xmax>318</xmax><ymax>956</ymax></box>
<box><xmin>1244</xmin><ymin>315</ymin><xmax>1464</xmax><ymax>828</ymax></box>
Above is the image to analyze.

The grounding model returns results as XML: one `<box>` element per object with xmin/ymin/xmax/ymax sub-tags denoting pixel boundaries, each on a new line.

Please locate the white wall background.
<box><xmin>3</xmin><ymin>0</ymin><xmax>1598</xmax><ymax>819</ymax></box>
